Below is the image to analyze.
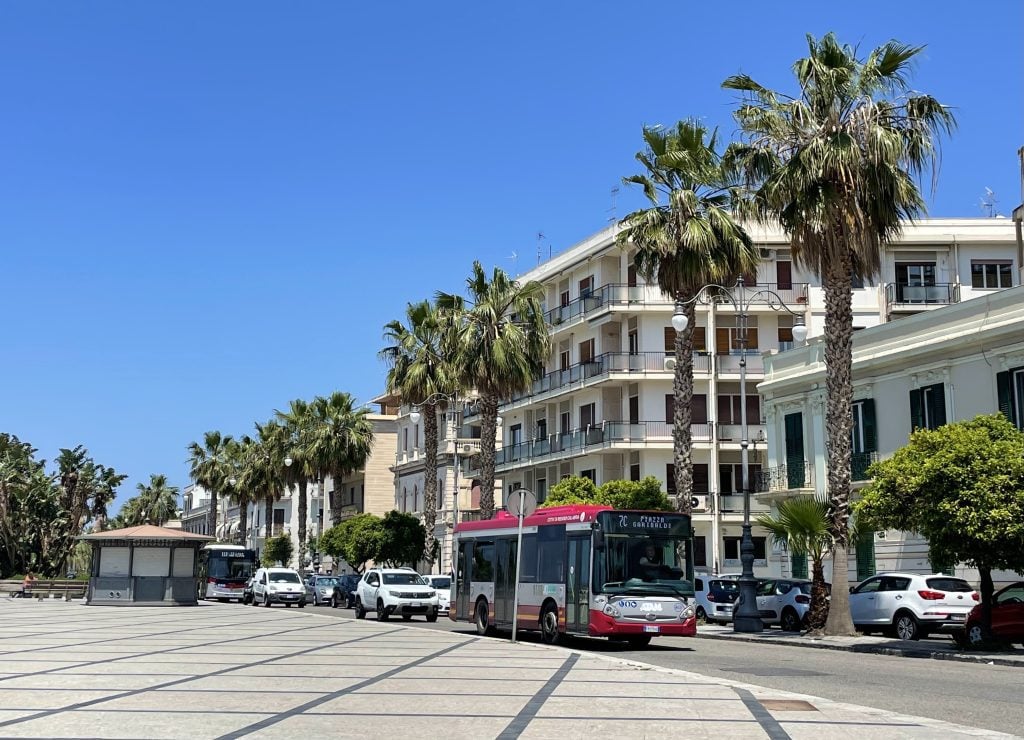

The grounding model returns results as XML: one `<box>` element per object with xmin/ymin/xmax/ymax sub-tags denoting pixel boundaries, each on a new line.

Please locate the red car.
<box><xmin>964</xmin><ymin>581</ymin><xmax>1024</xmax><ymax>647</ymax></box>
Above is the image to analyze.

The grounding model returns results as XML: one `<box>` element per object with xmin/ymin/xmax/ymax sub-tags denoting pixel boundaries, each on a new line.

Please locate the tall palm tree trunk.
<box><xmin>673</xmin><ymin>299</ymin><xmax>696</xmax><ymax>515</ymax></box>
<box><xmin>207</xmin><ymin>491</ymin><xmax>218</xmax><ymax>540</ymax></box>
<box><xmin>808</xmin><ymin>557</ymin><xmax>829</xmax><ymax>630</ymax></box>
<box><xmin>297</xmin><ymin>480</ymin><xmax>308</xmax><ymax>571</ymax></box>
<box><xmin>478</xmin><ymin>393</ymin><xmax>499</xmax><ymax>519</ymax></box>
<box><xmin>422</xmin><ymin>403</ymin><xmax>439</xmax><ymax>569</ymax></box>
<box><xmin>264</xmin><ymin>495</ymin><xmax>274</xmax><ymax>542</ymax></box>
<box><xmin>822</xmin><ymin>252</ymin><xmax>857</xmax><ymax>636</ymax></box>
<box><xmin>238</xmin><ymin>503</ymin><xmax>248</xmax><ymax>547</ymax></box>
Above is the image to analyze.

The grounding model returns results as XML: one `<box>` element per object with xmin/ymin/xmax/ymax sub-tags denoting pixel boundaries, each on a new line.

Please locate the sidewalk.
<box><xmin>696</xmin><ymin>624</ymin><xmax>1024</xmax><ymax>667</ymax></box>
<box><xmin>0</xmin><ymin>600</ymin><xmax>1017</xmax><ymax>739</ymax></box>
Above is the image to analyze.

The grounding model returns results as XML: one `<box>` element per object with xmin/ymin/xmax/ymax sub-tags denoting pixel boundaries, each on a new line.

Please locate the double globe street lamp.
<box><xmin>671</xmin><ymin>276</ymin><xmax>808</xmax><ymax>634</ymax></box>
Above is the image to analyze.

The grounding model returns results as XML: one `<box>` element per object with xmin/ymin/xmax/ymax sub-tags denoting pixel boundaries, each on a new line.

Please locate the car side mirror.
<box><xmin>849</xmin><ymin>586</ymin><xmax>856</xmax><ymax>593</ymax></box>
<box><xmin>592</xmin><ymin>524</ymin><xmax>605</xmax><ymax>550</ymax></box>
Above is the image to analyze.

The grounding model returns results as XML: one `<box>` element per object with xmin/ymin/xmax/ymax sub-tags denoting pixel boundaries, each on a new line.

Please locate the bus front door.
<box><xmin>494</xmin><ymin>538</ymin><xmax>517</xmax><ymax>626</ymax></box>
<box><xmin>566</xmin><ymin>534</ymin><xmax>591</xmax><ymax>633</ymax></box>
<box><xmin>456</xmin><ymin>540</ymin><xmax>472</xmax><ymax>621</ymax></box>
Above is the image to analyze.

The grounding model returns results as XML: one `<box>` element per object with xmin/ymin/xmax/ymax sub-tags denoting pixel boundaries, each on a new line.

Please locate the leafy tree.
<box><xmin>125</xmin><ymin>474</ymin><xmax>180</xmax><ymax>526</ymax></box>
<box><xmin>261</xmin><ymin>534</ymin><xmax>294</xmax><ymax>568</ymax></box>
<box><xmin>618</xmin><ymin>120</ymin><xmax>758</xmax><ymax>517</ymax></box>
<box><xmin>307</xmin><ymin>392</ymin><xmax>375</xmax><ymax>525</ymax></box>
<box><xmin>541</xmin><ymin>476</ymin><xmax>672</xmax><ymax>511</ymax></box>
<box><xmin>276</xmin><ymin>399</ymin><xmax>317</xmax><ymax>571</ymax></box>
<box><xmin>320</xmin><ymin>513</ymin><xmax>385</xmax><ymax>573</ymax></box>
<box><xmin>53</xmin><ymin>446</ymin><xmax>126</xmax><ymax>573</ymax></box>
<box><xmin>725</xmin><ymin>34</ymin><xmax>955</xmax><ymax>635</ymax></box>
<box><xmin>187</xmin><ymin>431</ymin><xmax>234</xmax><ymax>540</ymax></box>
<box><xmin>243</xmin><ymin>421</ymin><xmax>289</xmax><ymax>547</ymax></box>
<box><xmin>381</xmin><ymin>299</ymin><xmax>458</xmax><ymax>571</ymax></box>
<box><xmin>757</xmin><ymin>497</ymin><xmax>837</xmax><ymax>631</ymax></box>
<box><xmin>854</xmin><ymin>415</ymin><xmax>1024</xmax><ymax>643</ymax></box>
<box><xmin>378</xmin><ymin>510</ymin><xmax>427</xmax><ymax>568</ymax></box>
<box><xmin>438</xmin><ymin>263</ymin><xmax>550</xmax><ymax>519</ymax></box>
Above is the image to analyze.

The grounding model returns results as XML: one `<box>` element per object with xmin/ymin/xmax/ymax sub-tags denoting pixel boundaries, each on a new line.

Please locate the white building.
<box><xmin>759</xmin><ymin>283</ymin><xmax>1024</xmax><ymax>584</ymax></box>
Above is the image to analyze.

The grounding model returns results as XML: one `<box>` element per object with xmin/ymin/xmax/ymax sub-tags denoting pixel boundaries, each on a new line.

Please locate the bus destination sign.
<box><xmin>598</xmin><ymin>511</ymin><xmax>691</xmax><ymax>536</ymax></box>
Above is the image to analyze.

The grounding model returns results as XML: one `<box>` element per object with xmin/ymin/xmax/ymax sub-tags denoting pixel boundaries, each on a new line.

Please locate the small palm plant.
<box><xmin>756</xmin><ymin>496</ymin><xmax>839</xmax><ymax>631</ymax></box>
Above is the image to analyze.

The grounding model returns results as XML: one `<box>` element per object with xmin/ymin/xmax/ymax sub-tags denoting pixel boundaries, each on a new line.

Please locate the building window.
<box><xmin>559</xmin><ymin>350</ymin><xmax>570</xmax><ymax>371</ymax></box>
<box><xmin>693</xmin><ymin>536</ymin><xmax>707</xmax><ymax>568</ymax></box>
<box><xmin>776</xmin><ymin>261</ymin><xmax>793</xmax><ymax>290</ymax></box>
<box><xmin>715</xmin><ymin>317</ymin><xmax>758</xmax><ymax>354</ymax></box>
<box><xmin>579</xmin><ymin>338</ymin><xmax>595</xmax><ymax>364</ymax></box>
<box><xmin>535</xmin><ymin>418</ymin><xmax>547</xmax><ymax>440</ymax></box>
<box><xmin>724</xmin><ymin>537</ymin><xmax>767</xmax><ymax>561</ymax></box>
<box><xmin>579</xmin><ymin>275</ymin><xmax>594</xmax><ymax>298</ymax></box>
<box><xmin>438</xmin><ymin>479</ymin><xmax>445</xmax><ymax>510</ymax></box>
<box><xmin>909</xmin><ymin>383</ymin><xmax>946</xmax><ymax>431</ymax></box>
<box><xmin>273</xmin><ymin>509</ymin><xmax>285</xmax><ymax>536</ymax></box>
<box><xmin>629</xmin><ymin>464</ymin><xmax>640</xmax><ymax>482</ymax></box>
<box><xmin>413</xmin><ymin>424</ymin><xmax>419</xmax><ymax>449</ymax></box>
<box><xmin>560</xmin><ymin>290</ymin><xmax>570</xmax><ymax>307</ymax></box>
<box><xmin>536</xmin><ymin>477</ymin><xmax>547</xmax><ymax>503</ymax></box>
<box><xmin>719</xmin><ymin>464</ymin><xmax>763</xmax><ymax>494</ymax></box>
<box><xmin>580</xmin><ymin>469</ymin><xmax>596</xmax><ymax>482</ymax></box>
<box><xmin>971</xmin><ymin>261</ymin><xmax>1012</xmax><ymax>289</ymax></box>
<box><xmin>665</xmin><ymin>394</ymin><xmax>707</xmax><ymax>424</ymax></box>
<box><xmin>580</xmin><ymin>403</ymin><xmax>596</xmax><ymax>429</ymax></box>
<box><xmin>717</xmin><ymin>394</ymin><xmax>761</xmax><ymax>425</ymax></box>
<box><xmin>896</xmin><ymin>262</ymin><xmax>936</xmax><ymax>286</ymax></box>
<box><xmin>403</xmin><ymin>427</ymin><xmax>409</xmax><ymax>453</ymax></box>
<box><xmin>693</xmin><ymin>464</ymin><xmax>709</xmax><ymax>494</ymax></box>
<box><xmin>997</xmin><ymin>366</ymin><xmax>1024</xmax><ymax>430</ymax></box>
<box><xmin>665</xmin><ymin>326</ymin><xmax>706</xmax><ymax>353</ymax></box>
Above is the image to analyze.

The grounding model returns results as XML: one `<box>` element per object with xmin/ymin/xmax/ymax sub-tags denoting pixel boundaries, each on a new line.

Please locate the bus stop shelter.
<box><xmin>77</xmin><ymin>525</ymin><xmax>214</xmax><ymax>605</ymax></box>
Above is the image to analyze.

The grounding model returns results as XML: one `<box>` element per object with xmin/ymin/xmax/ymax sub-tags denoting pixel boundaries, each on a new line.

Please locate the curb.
<box><xmin>695</xmin><ymin>631</ymin><xmax>1024</xmax><ymax>668</ymax></box>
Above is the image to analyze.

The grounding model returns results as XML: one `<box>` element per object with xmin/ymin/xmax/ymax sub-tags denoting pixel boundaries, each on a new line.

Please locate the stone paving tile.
<box><xmin>0</xmin><ymin>688</ymin><xmax>126</xmax><ymax>710</ymax></box>
<box><xmin>0</xmin><ymin>673</ymin><xmax>182</xmax><ymax>690</ymax></box>
<box><xmin>519</xmin><ymin>718</ymin><xmax>767</xmax><ymax>738</ymax></box>
<box><xmin>0</xmin><ymin>710</ymin><xmax>275</xmax><ymax>740</ymax></box>
<box><xmin>94</xmin><ymin>689</ymin><xmax>324</xmax><ymax>712</ymax></box>
<box><xmin>317</xmin><ymin>691</ymin><xmax>530</xmax><ymax>715</ymax></box>
<box><xmin>173</xmin><ymin>675</ymin><xmax>366</xmax><ymax>693</ymax></box>
<box><xmin>244</xmin><ymin>713</ymin><xmax>513</xmax><ymax>739</ymax></box>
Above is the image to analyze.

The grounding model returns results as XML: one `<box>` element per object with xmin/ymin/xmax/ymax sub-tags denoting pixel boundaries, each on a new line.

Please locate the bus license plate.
<box><xmin>643</xmin><ymin>625</ymin><xmax>660</xmax><ymax>633</ymax></box>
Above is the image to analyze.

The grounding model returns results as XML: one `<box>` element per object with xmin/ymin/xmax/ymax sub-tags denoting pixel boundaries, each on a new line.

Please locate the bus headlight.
<box><xmin>681</xmin><ymin>605</ymin><xmax>696</xmax><ymax>620</ymax></box>
<box><xmin>602</xmin><ymin>604</ymin><xmax>621</xmax><ymax>618</ymax></box>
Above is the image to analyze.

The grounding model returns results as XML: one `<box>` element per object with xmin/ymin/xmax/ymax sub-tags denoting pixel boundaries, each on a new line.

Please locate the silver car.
<box><xmin>306</xmin><ymin>575</ymin><xmax>342</xmax><ymax>606</ymax></box>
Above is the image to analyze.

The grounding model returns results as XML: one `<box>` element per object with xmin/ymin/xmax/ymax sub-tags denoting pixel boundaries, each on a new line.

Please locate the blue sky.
<box><xmin>2</xmin><ymin>1</ymin><xmax>1021</xmax><ymax>511</ymax></box>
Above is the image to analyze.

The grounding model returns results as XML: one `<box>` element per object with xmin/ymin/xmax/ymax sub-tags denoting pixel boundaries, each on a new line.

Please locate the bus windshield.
<box><xmin>208</xmin><ymin>553</ymin><xmax>255</xmax><ymax>580</ymax></box>
<box><xmin>600</xmin><ymin>534</ymin><xmax>694</xmax><ymax>598</ymax></box>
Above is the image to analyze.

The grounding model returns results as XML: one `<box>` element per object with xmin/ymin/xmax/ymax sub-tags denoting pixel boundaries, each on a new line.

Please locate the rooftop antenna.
<box><xmin>607</xmin><ymin>186</ymin><xmax>620</xmax><ymax>224</ymax></box>
<box><xmin>980</xmin><ymin>187</ymin><xmax>1000</xmax><ymax>218</ymax></box>
<box><xmin>536</xmin><ymin>232</ymin><xmax>545</xmax><ymax>265</ymax></box>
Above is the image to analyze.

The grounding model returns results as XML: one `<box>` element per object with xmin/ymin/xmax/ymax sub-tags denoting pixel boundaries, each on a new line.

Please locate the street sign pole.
<box><xmin>509</xmin><ymin>488</ymin><xmax>536</xmax><ymax>645</ymax></box>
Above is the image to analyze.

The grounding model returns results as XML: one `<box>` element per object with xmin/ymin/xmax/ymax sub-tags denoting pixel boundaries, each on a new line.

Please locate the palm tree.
<box><xmin>225</xmin><ymin>439</ymin><xmax>255</xmax><ymax>544</ymax></box>
<box><xmin>276</xmin><ymin>400</ymin><xmax>316</xmax><ymax>571</ymax></box>
<box><xmin>757</xmin><ymin>497</ymin><xmax>837</xmax><ymax>631</ymax></box>
<box><xmin>381</xmin><ymin>300</ymin><xmax>458</xmax><ymax>570</ymax></box>
<box><xmin>241</xmin><ymin>421</ymin><xmax>289</xmax><ymax>550</ymax></box>
<box><xmin>307</xmin><ymin>392</ymin><xmax>375</xmax><ymax>526</ymax></box>
<box><xmin>724</xmin><ymin>33</ymin><xmax>954</xmax><ymax>635</ymax></box>
<box><xmin>618</xmin><ymin>119</ymin><xmax>759</xmax><ymax>516</ymax></box>
<box><xmin>187</xmin><ymin>431</ymin><xmax>235</xmax><ymax>540</ymax></box>
<box><xmin>133</xmin><ymin>474</ymin><xmax>179</xmax><ymax>526</ymax></box>
<box><xmin>438</xmin><ymin>262</ymin><xmax>550</xmax><ymax>519</ymax></box>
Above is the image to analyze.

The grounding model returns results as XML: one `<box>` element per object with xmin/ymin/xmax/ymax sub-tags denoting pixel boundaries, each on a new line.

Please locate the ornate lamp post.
<box><xmin>672</xmin><ymin>276</ymin><xmax>808</xmax><ymax>633</ymax></box>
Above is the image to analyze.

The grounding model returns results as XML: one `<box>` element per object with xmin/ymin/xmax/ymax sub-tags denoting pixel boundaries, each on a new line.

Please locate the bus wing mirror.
<box><xmin>592</xmin><ymin>527</ymin><xmax>605</xmax><ymax>550</ymax></box>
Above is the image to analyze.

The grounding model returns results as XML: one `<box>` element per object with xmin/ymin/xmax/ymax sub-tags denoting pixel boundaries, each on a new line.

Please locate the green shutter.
<box><xmin>791</xmin><ymin>553</ymin><xmax>808</xmax><ymax>579</ymax></box>
<box><xmin>862</xmin><ymin>399</ymin><xmax>877</xmax><ymax>452</ymax></box>
<box><xmin>997</xmin><ymin>371</ymin><xmax>1017</xmax><ymax>427</ymax></box>
<box><xmin>909</xmin><ymin>388</ymin><xmax>923</xmax><ymax>431</ymax></box>
<box><xmin>929</xmin><ymin>547</ymin><xmax>954</xmax><ymax>576</ymax></box>
<box><xmin>855</xmin><ymin>531</ymin><xmax>876</xmax><ymax>581</ymax></box>
<box><xmin>784</xmin><ymin>413</ymin><xmax>805</xmax><ymax>488</ymax></box>
<box><xmin>928</xmin><ymin>383</ymin><xmax>947</xmax><ymax>429</ymax></box>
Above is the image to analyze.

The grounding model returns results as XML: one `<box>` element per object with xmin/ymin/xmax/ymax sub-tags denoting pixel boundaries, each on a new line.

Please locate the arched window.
<box><xmin>401</xmin><ymin>487</ymin><xmax>408</xmax><ymax>513</ymax></box>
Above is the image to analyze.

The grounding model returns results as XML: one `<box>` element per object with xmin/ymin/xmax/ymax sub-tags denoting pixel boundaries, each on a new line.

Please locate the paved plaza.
<box><xmin>0</xmin><ymin>600</ymin><xmax>1015</xmax><ymax>739</ymax></box>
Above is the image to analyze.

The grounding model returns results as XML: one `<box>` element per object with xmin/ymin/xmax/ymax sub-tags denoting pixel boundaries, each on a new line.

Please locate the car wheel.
<box><xmin>780</xmin><ymin>608</ymin><xmax>801</xmax><ymax>632</ymax></box>
<box><xmin>966</xmin><ymin>623</ymin><xmax>985</xmax><ymax>647</ymax></box>
<box><xmin>540</xmin><ymin>603</ymin><xmax>562</xmax><ymax>645</ymax></box>
<box><xmin>297</xmin><ymin>601</ymin><xmax>305</xmax><ymax>609</ymax></box>
<box><xmin>426</xmin><ymin>611</ymin><xmax>438</xmax><ymax>623</ymax></box>
<box><xmin>331</xmin><ymin>594</ymin><xmax>339</xmax><ymax>609</ymax></box>
<box><xmin>376</xmin><ymin>599</ymin><xmax>389</xmax><ymax>621</ymax></box>
<box><xmin>475</xmin><ymin>600</ymin><xmax>494</xmax><ymax>636</ymax></box>
<box><xmin>262</xmin><ymin>593</ymin><xmax>271</xmax><ymax>608</ymax></box>
<box><xmin>355</xmin><ymin>599</ymin><xmax>366</xmax><ymax>620</ymax></box>
<box><xmin>402</xmin><ymin>614</ymin><xmax>413</xmax><ymax>621</ymax></box>
<box><xmin>894</xmin><ymin>612</ymin><xmax>921</xmax><ymax>641</ymax></box>
<box><xmin>285</xmin><ymin>602</ymin><xmax>293</xmax><ymax>607</ymax></box>
<box><xmin>696</xmin><ymin>606</ymin><xmax>707</xmax><ymax>621</ymax></box>
<box><xmin>626</xmin><ymin>635</ymin><xmax>652</xmax><ymax>648</ymax></box>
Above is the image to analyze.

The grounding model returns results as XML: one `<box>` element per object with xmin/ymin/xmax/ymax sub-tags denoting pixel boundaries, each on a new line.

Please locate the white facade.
<box><xmin>449</xmin><ymin>217</ymin><xmax>1020</xmax><ymax>579</ymax></box>
<box><xmin>759</xmin><ymin>284</ymin><xmax>1024</xmax><ymax>585</ymax></box>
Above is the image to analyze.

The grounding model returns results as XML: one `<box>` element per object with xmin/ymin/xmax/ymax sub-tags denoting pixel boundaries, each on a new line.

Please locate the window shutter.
<box><xmin>664</xmin><ymin>327</ymin><xmax>676</xmax><ymax>352</ymax></box>
<box><xmin>862</xmin><ymin>399</ymin><xmax>877</xmax><ymax>452</ymax></box>
<box><xmin>693</xmin><ymin>464</ymin><xmax>709</xmax><ymax>493</ymax></box>
<box><xmin>691</xmin><ymin>394</ymin><xmax>708</xmax><ymax>424</ymax></box>
<box><xmin>784</xmin><ymin>412</ymin><xmax>805</xmax><ymax>488</ymax></box>
<box><xmin>693</xmin><ymin>327</ymin><xmax>706</xmax><ymax>353</ymax></box>
<box><xmin>856</xmin><ymin>531</ymin><xmax>876</xmax><ymax>581</ymax></box>
<box><xmin>664</xmin><ymin>394</ymin><xmax>674</xmax><ymax>425</ymax></box>
<box><xmin>997</xmin><ymin>371</ymin><xmax>1015</xmax><ymax>426</ymax></box>
<box><xmin>791</xmin><ymin>554</ymin><xmax>808</xmax><ymax>579</ymax></box>
<box><xmin>909</xmin><ymin>388</ymin><xmax>923</xmax><ymax>431</ymax></box>
<box><xmin>928</xmin><ymin>383</ymin><xmax>947</xmax><ymax>428</ymax></box>
<box><xmin>715</xmin><ymin>328</ymin><xmax>730</xmax><ymax>355</ymax></box>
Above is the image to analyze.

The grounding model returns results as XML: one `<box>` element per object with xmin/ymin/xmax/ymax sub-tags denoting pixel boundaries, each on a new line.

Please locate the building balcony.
<box><xmin>710</xmin><ymin>282</ymin><xmax>810</xmax><ymax>308</ymax></box>
<box><xmin>851</xmin><ymin>451</ymin><xmax>879</xmax><ymax>482</ymax></box>
<box><xmin>753</xmin><ymin>461</ymin><xmax>814</xmax><ymax>493</ymax></box>
<box><xmin>718</xmin><ymin>494</ymin><xmax>771</xmax><ymax>515</ymax></box>
<box><xmin>716</xmin><ymin>352</ymin><xmax>764</xmax><ymax>376</ymax></box>
<box><xmin>885</xmin><ymin>282</ymin><xmax>960</xmax><ymax>314</ymax></box>
<box><xmin>715</xmin><ymin>424</ymin><xmax>766</xmax><ymax>444</ymax></box>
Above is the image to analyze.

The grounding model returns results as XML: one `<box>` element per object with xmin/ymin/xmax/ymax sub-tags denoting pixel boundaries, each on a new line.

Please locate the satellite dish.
<box><xmin>506</xmin><ymin>489</ymin><xmax>537</xmax><ymax>519</ymax></box>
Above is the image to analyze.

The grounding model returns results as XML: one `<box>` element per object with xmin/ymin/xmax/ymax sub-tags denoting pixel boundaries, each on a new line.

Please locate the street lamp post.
<box><xmin>673</xmin><ymin>276</ymin><xmax>808</xmax><ymax>634</ymax></box>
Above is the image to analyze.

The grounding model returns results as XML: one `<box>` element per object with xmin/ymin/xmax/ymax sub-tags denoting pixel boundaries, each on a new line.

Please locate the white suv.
<box><xmin>251</xmin><ymin>567</ymin><xmax>307</xmax><ymax>608</ymax></box>
<box><xmin>421</xmin><ymin>574</ymin><xmax>452</xmax><ymax>613</ymax></box>
<box><xmin>355</xmin><ymin>568</ymin><xmax>439</xmax><ymax>622</ymax></box>
<box><xmin>849</xmin><ymin>572</ymin><xmax>978</xmax><ymax>640</ymax></box>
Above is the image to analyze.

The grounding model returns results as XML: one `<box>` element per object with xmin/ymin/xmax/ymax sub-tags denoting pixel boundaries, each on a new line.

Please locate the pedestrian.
<box><xmin>20</xmin><ymin>571</ymin><xmax>37</xmax><ymax>599</ymax></box>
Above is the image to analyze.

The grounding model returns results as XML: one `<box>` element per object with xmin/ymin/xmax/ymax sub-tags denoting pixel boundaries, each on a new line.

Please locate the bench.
<box><xmin>1</xmin><ymin>579</ymin><xmax>87</xmax><ymax>600</ymax></box>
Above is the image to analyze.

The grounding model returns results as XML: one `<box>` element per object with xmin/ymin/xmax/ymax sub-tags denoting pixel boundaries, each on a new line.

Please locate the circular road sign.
<box><xmin>507</xmin><ymin>489</ymin><xmax>537</xmax><ymax>519</ymax></box>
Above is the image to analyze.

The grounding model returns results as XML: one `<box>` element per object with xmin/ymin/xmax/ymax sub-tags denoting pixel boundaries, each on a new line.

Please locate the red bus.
<box><xmin>451</xmin><ymin>505</ymin><xmax>697</xmax><ymax>647</ymax></box>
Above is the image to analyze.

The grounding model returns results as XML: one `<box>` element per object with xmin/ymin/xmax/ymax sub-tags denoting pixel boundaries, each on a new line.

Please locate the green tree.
<box><xmin>53</xmin><ymin>446</ymin><xmax>126</xmax><ymax>573</ymax></box>
<box><xmin>129</xmin><ymin>474</ymin><xmax>180</xmax><ymax>526</ymax></box>
<box><xmin>187</xmin><ymin>431</ymin><xmax>235</xmax><ymax>540</ymax></box>
<box><xmin>321</xmin><ymin>513</ymin><xmax>385</xmax><ymax>573</ymax></box>
<box><xmin>225</xmin><ymin>438</ymin><xmax>255</xmax><ymax>544</ymax></box>
<box><xmin>725</xmin><ymin>34</ymin><xmax>955</xmax><ymax>635</ymax></box>
<box><xmin>854</xmin><ymin>415</ymin><xmax>1024</xmax><ymax>643</ymax></box>
<box><xmin>378</xmin><ymin>510</ymin><xmax>426</xmax><ymax>568</ymax></box>
<box><xmin>244</xmin><ymin>421</ymin><xmax>289</xmax><ymax>549</ymax></box>
<box><xmin>618</xmin><ymin>120</ymin><xmax>758</xmax><ymax>517</ymax></box>
<box><xmin>438</xmin><ymin>263</ymin><xmax>550</xmax><ymax>519</ymax></box>
<box><xmin>307</xmin><ymin>392</ymin><xmax>375</xmax><ymax>525</ymax></box>
<box><xmin>261</xmin><ymin>534</ymin><xmax>294</xmax><ymax>568</ymax></box>
<box><xmin>381</xmin><ymin>299</ymin><xmax>458</xmax><ymax>571</ymax></box>
<box><xmin>541</xmin><ymin>476</ymin><xmax>673</xmax><ymax>511</ymax></box>
<box><xmin>542</xmin><ymin>475</ymin><xmax>599</xmax><ymax>506</ymax></box>
<box><xmin>756</xmin><ymin>497</ymin><xmax>836</xmax><ymax>631</ymax></box>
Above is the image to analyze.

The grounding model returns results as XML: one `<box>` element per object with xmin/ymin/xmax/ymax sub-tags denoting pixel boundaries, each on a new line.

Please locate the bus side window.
<box><xmin>473</xmin><ymin>540</ymin><xmax>495</xmax><ymax>582</ymax></box>
<box><xmin>537</xmin><ymin>525</ymin><xmax>565</xmax><ymax>582</ymax></box>
<box><xmin>519</xmin><ymin>533</ymin><xmax>538</xmax><ymax>582</ymax></box>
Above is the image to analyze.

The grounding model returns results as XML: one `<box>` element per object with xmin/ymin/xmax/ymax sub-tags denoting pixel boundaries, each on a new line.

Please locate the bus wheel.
<box><xmin>475</xmin><ymin>600</ymin><xmax>494</xmax><ymax>636</ymax></box>
<box><xmin>626</xmin><ymin>635</ymin><xmax>652</xmax><ymax>648</ymax></box>
<box><xmin>540</xmin><ymin>603</ymin><xmax>562</xmax><ymax>645</ymax></box>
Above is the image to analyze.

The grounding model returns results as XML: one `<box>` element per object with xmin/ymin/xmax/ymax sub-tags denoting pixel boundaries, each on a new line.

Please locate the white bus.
<box><xmin>197</xmin><ymin>544</ymin><xmax>256</xmax><ymax>602</ymax></box>
<box><xmin>451</xmin><ymin>505</ymin><xmax>697</xmax><ymax>648</ymax></box>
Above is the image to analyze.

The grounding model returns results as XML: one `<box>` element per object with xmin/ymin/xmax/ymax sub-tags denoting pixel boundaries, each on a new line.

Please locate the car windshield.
<box><xmin>710</xmin><ymin>580</ymin><xmax>740</xmax><ymax>592</ymax></box>
<box><xmin>269</xmin><ymin>572</ymin><xmax>301</xmax><ymax>584</ymax></box>
<box><xmin>383</xmin><ymin>573</ymin><xmax>426</xmax><ymax>585</ymax></box>
<box><xmin>315</xmin><ymin>577</ymin><xmax>339</xmax><ymax>587</ymax></box>
<box><xmin>926</xmin><ymin>577</ymin><xmax>973</xmax><ymax>592</ymax></box>
<box><xmin>600</xmin><ymin>535</ymin><xmax>695</xmax><ymax>598</ymax></box>
<box><xmin>429</xmin><ymin>577</ymin><xmax>451</xmax><ymax>589</ymax></box>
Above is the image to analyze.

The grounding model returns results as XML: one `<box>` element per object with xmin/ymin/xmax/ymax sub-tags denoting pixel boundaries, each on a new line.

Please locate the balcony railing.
<box><xmin>754</xmin><ymin>461</ymin><xmax>813</xmax><ymax>492</ymax></box>
<box><xmin>851</xmin><ymin>451</ymin><xmax>879</xmax><ymax>481</ymax></box>
<box><xmin>718</xmin><ymin>494</ymin><xmax>770</xmax><ymax>514</ymax></box>
<box><xmin>716</xmin><ymin>352</ymin><xmax>764</xmax><ymax>374</ymax></box>
<box><xmin>714</xmin><ymin>424</ymin><xmax>766</xmax><ymax>442</ymax></box>
<box><xmin>885</xmin><ymin>282</ymin><xmax>960</xmax><ymax>307</ymax></box>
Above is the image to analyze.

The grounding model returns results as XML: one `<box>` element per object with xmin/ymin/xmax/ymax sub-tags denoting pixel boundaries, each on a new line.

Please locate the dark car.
<box><xmin>241</xmin><ymin>577</ymin><xmax>255</xmax><ymax>605</ymax></box>
<box><xmin>331</xmin><ymin>574</ymin><xmax>360</xmax><ymax>609</ymax></box>
<box><xmin>964</xmin><ymin>581</ymin><xmax>1024</xmax><ymax>647</ymax></box>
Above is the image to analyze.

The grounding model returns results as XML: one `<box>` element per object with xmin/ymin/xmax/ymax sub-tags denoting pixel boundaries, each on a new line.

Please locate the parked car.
<box><xmin>964</xmin><ymin>581</ymin><xmax>1024</xmax><ymax>647</ymax></box>
<box><xmin>421</xmin><ymin>574</ymin><xmax>452</xmax><ymax>613</ymax></box>
<box><xmin>354</xmin><ymin>568</ymin><xmax>439</xmax><ymax>622</ymax></box>
<box><xmin>849</xmin><ymin>572</ymin><xmax>978</xmax><ymax>640</ymax></box>
<box><xmin>331</xmin><ymin>574</ymin><xmax>361</xmax><ymax>609</ymax></box>
<box><xmin>251</xmin><ymin>567</ymin><xmax>307</xmax><ymax>608</ymax></box>
<box><xmin>756</xmin><ymin>579</ymin><xmax>830</xmax><ymax>631</ymax></box>
<box><xmin>241</xmin><ymin>576</ymin><xmax>255</xmax><ymax>605</ymax></box>
<box><xmin>693</xmin><ymin>576</ymin><xmax>740</xmax><ymax>624</ymax></box>
<box><xmin>305</xmin><ymin>575</ymin><xmax>342</xmax><ymax>606</ymax></box>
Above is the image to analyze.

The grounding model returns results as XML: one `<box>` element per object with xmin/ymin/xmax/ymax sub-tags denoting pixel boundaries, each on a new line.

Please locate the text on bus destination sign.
<box><xmin>619</xmin><ymin>514</ymin><xmax>672</xmax><ymax>529</ymax></box>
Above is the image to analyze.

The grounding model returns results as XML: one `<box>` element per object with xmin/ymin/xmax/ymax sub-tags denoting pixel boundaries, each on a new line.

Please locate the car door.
<box><xmin>874</xmin><ymin>576</ymin><xmax>912</xmax><ymax>624</ymax></box>
<box><xmin>849</xmin><ymin>577</ymin><xmax>883</xmax><ymax>624</ymax></box>
<box><xmin>756</xmin><ymin>580</ymin><xmax>777</xmax><ymax>621</ymax></box>
<box><xmin>993</xmin><ymin>584</ymin><xmax>1024</xmax><ymax>640</ymax></box>
<box><xmin>363</xmin><ymin>572</ymin><xmax>381</xmax><ymax>610</ymax></box>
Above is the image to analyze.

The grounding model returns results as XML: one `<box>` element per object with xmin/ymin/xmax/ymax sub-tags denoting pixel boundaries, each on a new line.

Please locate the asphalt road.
<box><xmin>305</xmin><ymin>604</ymin><xmax>1024</xmax><ymax>736</ymax></box>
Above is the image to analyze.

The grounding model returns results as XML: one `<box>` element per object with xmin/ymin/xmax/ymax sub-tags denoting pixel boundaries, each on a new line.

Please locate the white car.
<box><xmin>849</xmin><ymin>572</ymin><xmax>978</xmax><ymax>640</ymax></box>
<box><xmin>355</xmin><ymin>568</ymin><xmax>439</xmax><ymax>622</ymax></box>
<box><xmin>756</xmin><ymin>578</ymin><xmax>829</xmax><ymax>631</ymax></box>
<box><xmin>421</xmin><ymin>574</ymin><xmax>452</xmax><ymax>613</ymax></box>
<box><xmin>251</xmin><ymin>567</ymin><xmax>307</xmax><ymax>608</ymax></box>
<box><xmin>693</xmin><ymin>576</ymin><xmax>740</xmax><ymax>624</ymax></box>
